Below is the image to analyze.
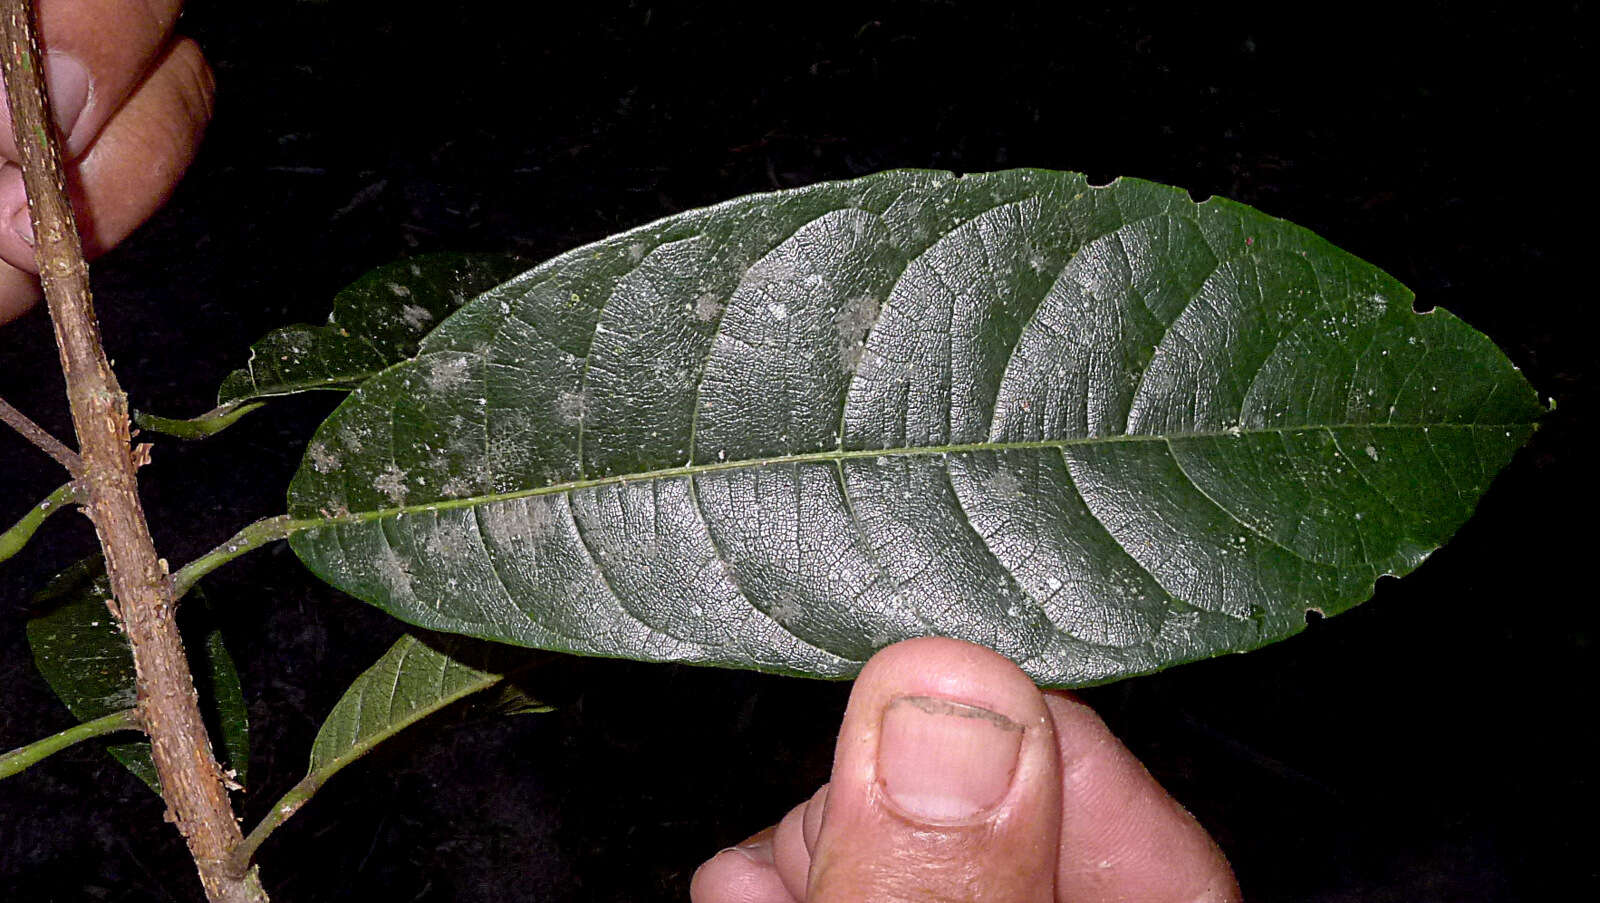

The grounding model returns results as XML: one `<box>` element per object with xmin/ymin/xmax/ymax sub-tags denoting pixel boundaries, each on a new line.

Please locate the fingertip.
<box><xmin>145</xmin><ymin>37</ymin><xmax>216</xmax><ymax>154</ymax></box>
<box><xmin>1043</xmin><ymin>693</ymin><xmax>1241</xmax><ymax>903</ymax></box>
<box><xmin>806</xmin><ymin>637</ymin><xmax>1060</xmax><ymax>902</ymax></box>
<box><xmin>74</xmin><ymin>37</ymin><xmax>214</xmax><ymax>227</ymax></box>
<box><xmin>1</xmin><ymin>0</ymin><xmax>186</xmax><ymax>161</ymax></box>
<box><xmin>0</xmin><ymin>50</ymin><xmax>89</xmax><ymax>160</ymax></box>
<box><xmin>0</xmin><ymin>163</ymin><xmax>33</xmax><ymax>273</ymax></box>
<box><xmin>690</xmin><ymin>832</ymin><xmax>797</xmax><ymax>903</ymax></box>
<box><xmin>800</xmin><ymin>783</ymin><xmax>827</xmax><ymax>854</ymax></box>
<box><xmin>0</xmin><ymin>35</ymin><xmax>216</xmax><ymax>278</ymax></box>
<box><xmin>0</xmin><ymin>261</ymin><xmax>41</xmax><ymax>326</ymax></box>
<box><xmin>771</xmin><ymin>786</ymin><xmax>823</xmax><ymax>900</ymax></box>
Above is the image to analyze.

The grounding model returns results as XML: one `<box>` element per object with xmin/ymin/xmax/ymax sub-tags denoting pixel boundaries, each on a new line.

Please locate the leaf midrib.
<box><xmin>291</xmin><ymin>420</ymin><xmax>1528</xmax><ymax>531</ymax></box>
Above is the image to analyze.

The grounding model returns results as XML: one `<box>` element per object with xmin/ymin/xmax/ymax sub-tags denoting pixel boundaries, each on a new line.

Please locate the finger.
<box><xmin>770</xmin><ymin>785</ymin><xmax>825</xmax><ymax>900</ymax></box>
<box><xmin>0</xmin><ymin>263</ymin><xmax>40</xmax><ymax>325</ymax></box>
<box><xmin>0</xmin><ymin>0</ymin><xmax>184</xmax><ymax>160</ymax></box>
<box><xmin>1045</xmin><ymin>693</ymin><xmax>1241</xmax><ymax>902</ymax></box>
<box><xmin>0</xmin><ymin>37</ymin><xmax>214</xmax><ymax>278</ymax></box>
<box><xmin>690</xmin><ymin>827</ymin><xmax>800</xmax><ymax>903</ymax></box>
<box><xmin>805</xmin><ymin>637</ymin><xmax>1062</xmax><ymax>902</ymax></box>
<box><xmin>697</xmin><ymin>782</ymin><xmax>822</xmax><ymax>903</ymax></box>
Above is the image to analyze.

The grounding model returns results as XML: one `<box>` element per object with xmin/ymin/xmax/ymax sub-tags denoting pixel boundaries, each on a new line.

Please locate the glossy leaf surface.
<box><xmin>26</xmin><ymin>558</ymin><xmax>249</xmax><ymax>791</ymax></box>
<box><xmin>218</xmin><ymin>253</ymin><xmax>525</xmax><ymax>406</ymax></box>
<box><xmin>288</xmin><ymin>170</ymin><xmax>1541</xmax><ymax>686</ymax></box>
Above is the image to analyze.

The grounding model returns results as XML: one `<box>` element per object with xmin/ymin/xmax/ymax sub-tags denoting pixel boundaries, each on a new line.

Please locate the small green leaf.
<box><xmin>287</xmin><ymin>169</ymin><xmax>1542</xmax><ymax>687</ymax></box>
<box><xmin>231</xmin><ymin>632</ymin><xmax>538</xmax><ymax>869</ymax></box>
<box><xmin>26</xmin><ymin>558</ymin><xmax>250</xmax><ymax>791</ymax></box>
<box><xmin>307</xmin><ymin>632</ymin><xmax>527</xmax><ymax>776</ymax></box>
<box><xmin>200</xmin><ymin>627</ymin><xmax>250</xmax><ymax>787</ymax></box>
<box><xmin>218</xmin><ymin>252</ymin><xmax>527</xmax><ymax>406</ymax></box>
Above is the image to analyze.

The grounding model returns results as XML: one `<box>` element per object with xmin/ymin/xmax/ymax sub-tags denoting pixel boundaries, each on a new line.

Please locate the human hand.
<box><xmin>692</xmin><ymin>638</ymin><xmax>1241</xmax><ymax>902</ymax></box>
<box><xmin>0</xmin><ymin>0</ymin><xmax>213</xmax><ymax>325</ymax></box>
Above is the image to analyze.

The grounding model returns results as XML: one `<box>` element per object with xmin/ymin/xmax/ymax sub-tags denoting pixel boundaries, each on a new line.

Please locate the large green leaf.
<box><xmin>26</xmin><ymin>558</ymin><xmax>250</xmax><ymax>791</ymax></box>
<box><xmin>219</xmin><ymin>252</ymin><xmax>526</xmax><ymax>406</ymax></box>
<box><xmin>286</xmin><ymin>169</ymin><xmax>1541</xmax><ymax>687</ymax></box>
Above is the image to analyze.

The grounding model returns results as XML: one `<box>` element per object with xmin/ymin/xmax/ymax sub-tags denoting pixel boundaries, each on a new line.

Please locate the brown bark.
<box><xmin>0</xmin><ymin>3</ymin><xmax>265</xmax><ymax>900</ymax></box>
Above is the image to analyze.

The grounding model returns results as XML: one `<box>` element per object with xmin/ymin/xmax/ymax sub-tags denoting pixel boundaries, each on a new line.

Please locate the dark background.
<box><xmin>0</xmin><ymin>2</ymin><xmax>1591</xmax><ymax>900</ymax></box>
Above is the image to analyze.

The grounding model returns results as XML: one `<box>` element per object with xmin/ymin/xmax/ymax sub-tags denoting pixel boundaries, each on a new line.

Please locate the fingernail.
<box><xmin>45</xmin><ymin>52</ymin><xmax>91</xmax><ymax>146</ymax></box>
<box><xmin>10</xmin><ymin>206</ymin><xmax>32</xmax><ymax>246</ymax></box>
<box><xmin>877</xmin><ymin>694</ymin><xmax>1023</xmax><ymax>821</ymax></box>
<box><xmin>724</xmin><ymin>826</ymin><xmax>775</xmax><ymax>865</ymax></box>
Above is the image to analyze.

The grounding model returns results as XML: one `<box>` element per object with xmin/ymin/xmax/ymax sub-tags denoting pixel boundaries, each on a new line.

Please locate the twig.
<box><xmin>171</xmin><ymin>514</ymin><xmax>300</xmax><ymax>600</ymax></box>
<box><xmin>0</xmin><ymin>480</ymin><xmax>79</xmax><ymax>564</ymax></box>
<box><xmin>0</xmin><ymin>394</ymin><xmax>81</xmax><ymax>473</ymax></box>
<box><xmin>0</xmin><ymin>708</ymin><xmax>140</xmax><ymax>780</ymax></box>
<box><xmin>1</xmin><ymin>4</ymin><xmax>266</xmax><ymax>901</ymax></box>
<box><xmin>227</xmin><ymin>774</ymin><xmax>324</xmax><ymax>877</ymax></box>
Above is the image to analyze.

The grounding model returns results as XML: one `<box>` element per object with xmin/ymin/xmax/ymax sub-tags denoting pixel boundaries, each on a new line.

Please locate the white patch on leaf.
<box><xmin>834</xmin><ymin>293</ymin><xmax>881</xmax><ymax>371</ymax></box>
<box><xmin>374</xmin><ymin>464</ymin><xmax>409</xmax><ymax>504</ymax></box>
<box><xmin>400</xmin><ymin>305</ymin><xmax>434</xmax><ymax>330</ymax></box>
<box><xmin>308</xmin><ymin>443</ymin><xmax>340</xmax><ymax>474</ymax></box>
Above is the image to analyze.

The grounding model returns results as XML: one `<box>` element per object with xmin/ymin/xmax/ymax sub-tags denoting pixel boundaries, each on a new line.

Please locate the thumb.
<box><xmin>805</xmin><ymin>637</ymin><xmax>1061</xmax><ymax>901</ymax></box>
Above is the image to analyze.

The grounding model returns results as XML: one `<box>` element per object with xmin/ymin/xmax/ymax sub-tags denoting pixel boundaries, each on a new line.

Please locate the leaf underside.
<box><xmin>26</xmin><ymin>558</ymin><xmax>249</xmax><ymax>790</ymax></box>
<box><xmin>287</xmin><ymin>169</ymin><xmax>1541</xmax><ymax>687</ymax></box>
